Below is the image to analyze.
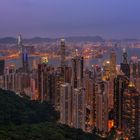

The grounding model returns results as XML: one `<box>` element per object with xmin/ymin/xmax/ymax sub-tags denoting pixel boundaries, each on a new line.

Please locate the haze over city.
<box><xmin>0</xmin><ymin>0</ymin><xmax>140</xmax><ymax>39</ymax></box>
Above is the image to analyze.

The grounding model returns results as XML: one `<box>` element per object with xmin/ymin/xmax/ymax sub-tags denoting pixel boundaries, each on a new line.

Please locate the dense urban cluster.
<box><xmin>0</xmin><ymin>35</ymin><xmax>139</xmax><ymax>139</ymax></box>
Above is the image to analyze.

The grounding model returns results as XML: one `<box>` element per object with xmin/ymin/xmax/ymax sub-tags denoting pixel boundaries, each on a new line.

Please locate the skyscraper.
<box><xmin>60</xmin><ymin>38</ymin><xmax>66</xmax><ymax>75</ymax></box>
<box><xmin>120</xmin><ymin>48</ymin><xmax>130</xmax><ymax>78</ymax></box>
<box><xmin>73</xmin><ymin>88</ymin><xmax>85</xmax><ymax>131</ymax></box>
<box><xmin>18</xmin><ymin>35</ymin><xmax>29</xmax><ymax>73</ymax></box>
<box><xmin>37</xmin><ymin>60</ymin><xmax>54</xmax><ymax>102</ymax></box>
<box><xmin>60</xmin><ymin>83</ymin><xmax>72</xmax><ymax>126</ymax></box>
<box><xmin>95</xmin><ymin>81</ymin><xmax>108</xmax><ymax>134</ymax></box>
<box><xmin>71</xmin><ymin>54</ymin><xmax>84</xmax><ymax>88</ymax></box>
<box><xmin>0</xmin><ymin>60</ymin><xmax>5</xmax><ymax>75</ymax></box>
<box><xmin>114</xmin><ymin>75</ymin><xmax>129</xmax><ymax>130</ymax></box>
<box><xmin>110</xmin><ymin>50</ymin><xmax>116</xmax><ymax>76</ymax></box>
<box><xmin>123</xmin><ymin>84</ymin><xmax>140</xmax><ymax>139</ymax></box>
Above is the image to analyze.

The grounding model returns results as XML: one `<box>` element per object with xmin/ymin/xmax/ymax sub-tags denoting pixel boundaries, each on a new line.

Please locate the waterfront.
<box><xmin>4</xmin><ymin>47</ymin><xmax>140</xmax><ymax>70</ymax></box>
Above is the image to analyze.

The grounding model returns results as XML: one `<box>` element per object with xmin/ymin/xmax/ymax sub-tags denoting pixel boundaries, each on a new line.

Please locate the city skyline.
<box><xmin>1</xmin><ymin>0</ymin><xmax>140</xmax><ymax>39</ymax></box>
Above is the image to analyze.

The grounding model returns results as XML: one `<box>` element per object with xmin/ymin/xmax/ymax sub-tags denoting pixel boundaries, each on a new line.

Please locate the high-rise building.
<box><xmin>71</xmin><ymin>55</ymin><xmax>84</xmax><ymax>88</ymax></box>
<box><xmin>95</xmin><ymin>81</ymin><xmax>108</xmax><ymax>134</ymax></box>
<box><xmin>60</xmin><ymin>83</ymin><xmax>72</xmax><ymax>126</ymax></box>
<box><xmin>110</xmin><ymin>50</ymin><xmax>116</xmax><ymax>76</ymax></box>
<box><xmin>18</xmin><ymin>35</ymin><xmax>29</xmax><ymax>73</ymax></box>
<box><xmin>37</xmin><ymin>61</ymin><xmax>54</xmax><ymax>102</ymax></box>
<box><xmin>114</xmin><ymin>75</ymin><xmax>129</xmax><ymax>130</ymax></box>
<box><xmin>123</xmin><ymin>84</ymin><xmax>140</xmax><ymax>139</ymax></box>
<box><xmin>0</xmin><ymin>60</ymin><xmax>5</xmax><ymax>75</ymax></box>
<box><xmin>120</xmin><ymin>48</ymin><xmax>130</xmax><ymax>78</ymax></box>
<box><xmin>84</xmin><ymin>70</ymin><xmax>96</xmax><ymax>132</ymax></box>
<box><xmin>73</xmin><ymin>88</ymin><xmax>85</xmax><ymax>131</ymax></box>
<box><xmin>60</xmin><ymin>39</ymin><xmax>66</xmax><ymax>76</ymax></box>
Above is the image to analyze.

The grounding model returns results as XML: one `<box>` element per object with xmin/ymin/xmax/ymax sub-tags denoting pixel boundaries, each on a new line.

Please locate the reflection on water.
<box><xmin>4</xmin><ymin>48</ymin><xmax>140</xmax><ymax>70</ymax></box>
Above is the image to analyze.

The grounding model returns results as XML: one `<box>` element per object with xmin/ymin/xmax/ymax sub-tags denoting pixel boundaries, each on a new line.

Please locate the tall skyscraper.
<box><xmin>95</xmin><ymin>81</ymin><xmax>108</xmax><ymax>134</ymax></box>
<box><xmin>73</xmin><ymin>88</ymin><xmax>85</xmax><ymax>131</ymax></box>
<box><xmin>114</xmin><ymin>75</ymin><xmax>129</xmax><ymax>130</ymax></box>
<box><xmin>120</xmin><ymin>48</ymin><xmax>130</xmax><ymax>78</ymax></box>
<box><xmin>18</xmin><ymin>35</ymin><xmax>29</xmax><ymax>73</ymax></box>
<box><xmin>84</xmin><ymin>70</ymin><xmax>96</xmax><ymax>132</ymax></box>
<box><xmin>0</xmin><ymin>60</ymin><xmax>5</xmax><ymax>75</ymax></box>
<box><xmin>60</xmin><ymin>38</ymin><xmax>66</xmax><ymax>75</ymax></box>
<box><xmin>37</xmin><ymin>60</ymin><xmax>54</xmax><ymax>102</ymax></box>
<box><xmin>110</xmin><ymin>50</ymin><xmax>116</xmax><ymax>76</ymax></box>
<box><xmin>60</xmin><ymin>83</ymin><xmax>72</xmax><ymax>126</ymax></box>
<box><xmin>71</xmin><ymin>54</ymin><xmax>84</xmax><ymax>88</ymax></box>
<box><xmin>123</xmin><ymin>84</ymin><xmax>140</xmax><ymax>139</ymax></box>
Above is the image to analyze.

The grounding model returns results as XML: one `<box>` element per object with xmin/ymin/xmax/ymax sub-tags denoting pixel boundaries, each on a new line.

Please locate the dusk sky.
<box><xmin>0</xmin><ymin>0</ymin><xmax>140</xmax><ymax>39</ymax></box>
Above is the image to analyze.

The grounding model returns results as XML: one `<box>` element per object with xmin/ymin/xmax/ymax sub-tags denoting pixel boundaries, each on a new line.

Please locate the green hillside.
<box><xmin>0</xmin><ymin>89</ymin><xmax>101</xmax><ymax>140</ymax></box>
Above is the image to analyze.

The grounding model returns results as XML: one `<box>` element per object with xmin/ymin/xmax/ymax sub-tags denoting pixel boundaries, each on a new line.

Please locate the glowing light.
<box><xmin>108</xmin><ymin>120</ymin><xmax>114</xmax><ymax>131</ymax></box>
<box><xmin>41</xmin><ymin>57</ymin><xmax>48</xmax><ymax>64</ymax></box>
<box><xmin>106</xmin><ymin>61</ymin><xmax>110</xmax><ymax>64</ymax></box>
<box><xmin>128</xmin><ymin>81</ymin><xmax>135</xmax><ymax>87</ymax></box>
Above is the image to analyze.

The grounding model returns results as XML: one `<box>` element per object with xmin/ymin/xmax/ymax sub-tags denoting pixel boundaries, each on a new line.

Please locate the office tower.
<box><xmin>120</xmin><ymin>48</ymin><xmax>130</xmax><ymax>78</ymax></box>
<box><xmin>3</xmin><ymin>66</ymin><xmax>16</xmax><ymax>91</ymax></box>
<box><xmin>114</xmin><ymin>75</ymin><xmax>129</xmax><ymax>130</ymax></box>
<box><xmin>84</xmin><ymin>70</ymin><xmax>96</xmax><ymax>132</ymax></box>
<box><xmin>54</xmin><ymin>68</ymin><xmax>64</xmax><ymax>110</ymax></box>
<box><xmin>102</xmin><ymin>60</ymin><xmax>110</xmax><ymax>80</ymax></box>
<box><xmin>123</xmin><ymin>84</ymin><xmax>140</xmax><ymax>139</ymax></box>
<box><xmin>73</xmin><ymin>88</ymin><xmax>85</xmax><ymax>131</ymax></box>
<box><xmin>64</xmin><ymin>66</ymin><xmax>72</xmax><ymax>83</ymax></box>
<box><xmin>110</xmin><ymin>50</ymin><xmax>116</xmax><ymax>76</ymax></box>
<box><xmin>60</xmin><ymin>38</ymin><xmax>66</xmax><ymax>75</ymax></box>
<box><xmin>129</xmin><ymin>56</ymin><xmax>138</xmax><ymax>79</ymax></box>
<box><xmin>95</xmin><ymin>81</ymin><xmax>108</xmax><ymax>134</ymax></box>
<box><xmin>138</xmin><ymin>60</ymin><xmax>140</xmax><ymax>77</ymax></box>
<box><xmin>0</xmin><ymin>60</ymin><xmax>5</xmax><ymax>75</ymax></box>
<box><xmin>107</xmin><ymin>76</ymin><xmax>114</xmax><ymax>110</ymax></box>
<box><xmin>18</xmin><ymin>35</ymin><xmax>29</xmax><ymax>73</ymax></box>
<box><xmin>60</xmin><ymin>83</ymin><xmax>72</xmax><ymax>126</ymax></box>
<box><xmin>38</xmin><ymin>62</ymin><xmax>54</xmax><ymax>102</ymax></box>
<box><xmin>47</xmin><ymin>72</ymin><xmax>56</xmax><ymax>105</ymax></box>
<box><xmin>71</xmin><ymin>54</ymin><xmax>84</xmax><ymax>88</ymax></box>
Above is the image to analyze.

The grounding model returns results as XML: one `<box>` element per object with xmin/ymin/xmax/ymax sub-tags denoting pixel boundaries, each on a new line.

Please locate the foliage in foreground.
<box><xmin>0</xmin><ymin>89</ymin><xmax>101</xmax><ymax>140</ymax></box>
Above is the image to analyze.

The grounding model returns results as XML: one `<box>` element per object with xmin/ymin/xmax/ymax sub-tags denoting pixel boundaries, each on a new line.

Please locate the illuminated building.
<box><xmin>54</xmin><ymin>69</ymin><xmax>64</xmax><ymax>110</ymax></box>
<box><xmin>110</xmin><ymin>50</ymin><xmax>116</xmax><ymax>76</ymax></box>
<box><xmin>73</xmin><ymin>88</ymin><xmax>85</xmax><ymax>131</ymax></box>
<box><xmin>0</xmin><ymin>60</ymin><xmax>5</xmax><ymax>75</ymax></box>
<box><xmin>60</xmin><ymin>83</ymin><xmax>72</xmax><ymax>126</ymax></box>
<box><xmin>95</xmin><ymin>81</ymin><xmax>108</xmax><ymax>133</ymax></box>
<box><xmin>120</xmin><ymin>48</ymin><xmax>130</xmax><ymax>78</ymax></box>
<box><xmin>107</xmin><ymin>76</ymin><xmax>114</xmax><ymax>110</ymax></box>
<box><xmin>60</xmin><ymin>38</ymin><xmax>66</xmax><ymax>80</ymax></box>
<box><xmin>102</xmin><ymin>60</ymin><xmax>110</xmax><ymax>80</ymax></box>
<box><xmin>37</xmin><ymin>59</ymin><xmax>55</xmax><ymax>102</ymax></box>
<box><xmin>84</xmin><ymin>69</ymin><xmax>96</xmax><ymax>132</ymax></box>
<box><xmin>71</xmin><ymin>54</ymin><xmax>84</xmax><ymax>88</ymax></box>
<box><xmin>64</xmin><ymin>66</ymin><xmax>72</xmax><ymax>83</ymax></box>
<box><xmin>18</xmin><ymin>35</ymin><xmax>29</xmax><ymax>73</ymax></box>
<box><xmin>123</xmin><ymin>84</ymin><xmax>140</xmax><ymax>139</ymax></box>
<box><xmin>71</xmin><ymin>53</ymin><xmax>85</xmax><ymax>130</ymax></box>
<box><xmin>114</xmin><ymin>75</ymin><xmax>129</xmax><ymax>130</ymax></box>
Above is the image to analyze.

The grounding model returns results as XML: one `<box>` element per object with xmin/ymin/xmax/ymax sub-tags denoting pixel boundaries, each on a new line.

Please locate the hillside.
<box><xmin>0</xmin><ymin>89</ymin><xmax>102</xmax><ymax>140</ymax></box>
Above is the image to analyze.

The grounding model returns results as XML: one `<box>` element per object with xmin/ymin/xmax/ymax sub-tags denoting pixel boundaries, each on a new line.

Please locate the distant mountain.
<box><xmin>0</xmin><ymin>37</ymin><xmax>17</xmax><ymax>44</ymax></box>
<box><xmin>0</xmin><ymin>36</ymin><xmax>104</xmax><ymax>44</ymax></box>
<box><xmin>63</xmin><ymin>36</ymin><xmax>104</xmax><ymax>42</ymax></box>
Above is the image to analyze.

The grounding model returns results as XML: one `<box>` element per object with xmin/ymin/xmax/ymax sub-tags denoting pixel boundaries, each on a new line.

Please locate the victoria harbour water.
<box><xmin>4</xmin><ymin>47</ymin><xmax>140</xmax><ymax>70</ymax></box>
